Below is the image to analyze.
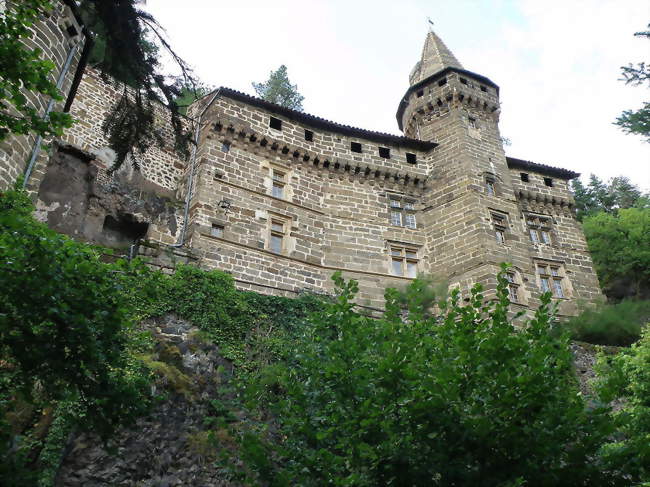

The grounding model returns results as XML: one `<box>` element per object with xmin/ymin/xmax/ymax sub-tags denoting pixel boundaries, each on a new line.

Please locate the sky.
<box><xmin>146</xmin><ymin>0</ymin><xmax>650</xmax><ymax>190</ymax></box>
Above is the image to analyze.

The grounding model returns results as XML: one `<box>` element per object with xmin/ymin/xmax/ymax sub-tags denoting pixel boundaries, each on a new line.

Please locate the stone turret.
<box><xmin>408</xmin><ymin>30</ymin><xmax>464</xmax><ymax>86</ymax></box>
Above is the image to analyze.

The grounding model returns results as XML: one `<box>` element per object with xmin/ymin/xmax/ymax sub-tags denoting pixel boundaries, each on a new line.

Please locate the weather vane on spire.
<box><xmin>427</xmin><ymin>17</ymin><xmax>434</xmax><ymax>32</ymax></box>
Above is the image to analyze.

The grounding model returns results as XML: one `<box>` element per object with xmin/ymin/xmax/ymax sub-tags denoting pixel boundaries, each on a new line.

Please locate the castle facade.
<box><xmin>2</xmin><ymin>2</ymin><xmax>603</xmax><ymax>314</ymax></box>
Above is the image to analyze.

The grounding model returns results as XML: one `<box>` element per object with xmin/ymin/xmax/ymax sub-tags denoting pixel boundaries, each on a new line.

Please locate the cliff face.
<box><xmin>57</xmin><ymin>315</ymin><xmax>237</xmax><ymax>487</ymax></box>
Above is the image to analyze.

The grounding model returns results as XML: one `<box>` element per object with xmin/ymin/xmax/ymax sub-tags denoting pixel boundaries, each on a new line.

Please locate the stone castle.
<box><xmin>1</xmin><ymin>1</ymin><xmax>603</xmax><ymax>315</ymax></box>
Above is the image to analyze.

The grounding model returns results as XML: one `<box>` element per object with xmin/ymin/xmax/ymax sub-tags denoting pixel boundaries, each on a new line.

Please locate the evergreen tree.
<box><xmin>571</xmin><ymin>174</ymin><xmax>647</xmax><ymax>220</ymax></box>
<box><xmin>614</xmin><ymin>24</ymin><xmax>650</xmax><ymax>142</ymax></box>
<box><xmin>252</xmin><ymin>65</ymin><xmax>305</xmax><ymax>111</ymax></box>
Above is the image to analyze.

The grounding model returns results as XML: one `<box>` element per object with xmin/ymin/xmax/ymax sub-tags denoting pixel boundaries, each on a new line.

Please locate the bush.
<box><xmin>595</xmin><ymin>325</ymin><xmax>650</xmax><ymax>483</ymax></box>
<box><xmin>245</xmin><ymin>269</ymin><xmax>616</xmax><ymax>486</ymax></box>
<box><xmin>565</xmin><ymin>300</ymin><xmax>650</xmax><ymax>346</ymax></box>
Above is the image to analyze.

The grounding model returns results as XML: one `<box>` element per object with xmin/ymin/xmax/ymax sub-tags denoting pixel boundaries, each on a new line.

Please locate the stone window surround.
<box><xmin>388</xmin><ymin>193</ymin><xmax>417</xmax><ymax>229</ymax></box>
<box><xmin>482</xmin><ymin>171</ymin><xmax>502</xmax><ymax>197</ymax></box>
<box><xmin>262</xmin><ymin>161</ymin><xmax>293</xmax><ymax>202</ymax></box>
<box><xmin>388</xmin><ymin>242</ymin><xmax>419</xmax><ymax>278</ymax></box>
<box><xmin>525</xmin><ymin>212</ymin><xmax>554</xmax><ymax>245</ymax></box>
<box><xmin>534</xmin><ymin>260</ymin><xmax>571</xmax><ymax>299</ymax></box>
<box><xmin>490</xmin><ymin>210</ymin><xmax>508</xmax><ymax>244</ymax></box>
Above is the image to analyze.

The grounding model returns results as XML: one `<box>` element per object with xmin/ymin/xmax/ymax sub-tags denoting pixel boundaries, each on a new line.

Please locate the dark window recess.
<box><xmin>221</xmin><ymin>141</ymin><xmax>230</xmax><ymax>152</ymax></box>
<box><xmin>406</xmin><ymin>152</ymin><xmax>417</xmax><ymax>164</ymax></box>
<box><xmin>102</xmin><ymin>214</ymin><xmax>149</xmax><ymax>246</ymax></box>
<box><xmin>304</xmin><ymin>129</ymin><xmax>313</xmax><ymax>141</ymax></box>
<box><xmin>351</xmin><ymin>142</ymin><xmax>362</xmax><ymax>153</ymax></box>
<box><xmin>416</xmin><ymin>90</ymin><xmax>424</xmax><ymax>97</ymax></box>
<box><xmin>269</xmin><ymin>117</ymin><xmax>282</xmax><ymax>130</ymax></box>
<box><xmin>211</xmin><ymin>224</ymin><xmax>224</xmax><ymax>238</ymax></box>
<box><xmin>438</xmin><ymin>77</ymin><xmax>447</xmax><ymax>87</ymax></box>
<box><xmin>378</xmin><ymin>147</ymin><xmax>390</xmax><ymax>159</ymax></box>
<box><xmin>480</xmin><ymin>85</ymin><xmax>487</xmax><ymax>92</ymax></box>
<box><xmin>520</xmin><ymin>172</ymin><xmax>529</xmax><ymax>182</ymax></box>
<box><xmin>460</xmin><ymin>77</ymin><xmax>468</xmax><ymax>85</ymax></box>
<box><xmin>544</xmin><ymin>177</ymin><xmax>553</xmax><ymax>187</ymax></box>
<box><xmin>65</xmin><ymin>25</ymin><xmax>78</xmax><ymax>37</ymax></box>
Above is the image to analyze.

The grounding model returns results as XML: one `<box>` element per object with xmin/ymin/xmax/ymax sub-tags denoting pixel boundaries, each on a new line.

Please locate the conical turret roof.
<box><xmin>409</xmin><ymin>30</ymin><xmax>464</xmax><ymax>86</ymax></box>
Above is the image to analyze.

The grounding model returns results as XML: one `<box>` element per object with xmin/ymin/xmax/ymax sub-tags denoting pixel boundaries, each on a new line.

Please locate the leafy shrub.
<box><xmin>246</xmin><ymin>269</ymin><xmax>616</xmax><ymax>486</ymax></box>
<box><xmin>565</xmin><ymin>300</ymin><xmax>650</xmax><ymax>346</ymax></box>
<box><xmin>595</xmin><ymin>325</ymin><xmax>650</xmax><ymax>483</ymax></box>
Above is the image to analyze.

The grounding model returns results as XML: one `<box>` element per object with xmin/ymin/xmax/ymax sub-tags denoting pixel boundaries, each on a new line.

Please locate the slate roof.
<box><xmin>506</xmin><ymin>156</ymin><xmax>580</xmax><ymax>180</ymax></box>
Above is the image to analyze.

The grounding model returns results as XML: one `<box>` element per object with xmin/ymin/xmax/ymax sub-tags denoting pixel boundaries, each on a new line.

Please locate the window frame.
<box><xmin>390</xmin><ymin>245</ymin><xmax>419</xmax><ymax>278</ymax></box>
<box><xmin>485</xmin><ymin>176</ymin><xmax>496</xmax><ymax>196</ymax></box>
<box><xmin>389</xmin><ymin>196</ymin><xmax>417</xmax><ymax>229</ymax></box>
<box><xmin>505</xmin><ymin>272</ymin><xmax>520</xmax><ymax>303</ymax></box>
<box><xmin>269</xmin><ymin>218</ymin><xmax>287</xmax><ymax>254</ymax></box>
<box><xmin>491</xmin><ymin>212</ymin><xmax>507</xmax><ymax>244</ymax></box>
<box><xmin>526</xmin><ymin>214</ymin><xmax>553</xmax><ymax>245</ymax></box>
<box><xmin>271</xmin><ymin>169</ymin><xmax>286</xmax><ymax>199</ymax></box>
<box><xmin>536</xmin><ymin>263</ymin><xmax>566</xmax><ymax>298</ymax></box>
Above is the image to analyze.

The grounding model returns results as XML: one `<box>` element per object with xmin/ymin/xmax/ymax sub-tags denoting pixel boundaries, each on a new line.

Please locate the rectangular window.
<box><xmin>526</xmin><ymin>214</ymin><xmax>552</xmax><ymax>245</ymax></box>
<box><xmin>438</xmin><ymin>77</ymin><xmax>447</xmax><ymax>87</ymax></box>
<box><xmin>351</xmin><ymin>141</ymin><xmax>362</xmax><ymax>153</ymax></box>
<box><xmin>269</xmin><ymin>219</ymin><xmax>286</xmax><ymax>254</ymax></box>
<box><xmin>406</xmin><ymin>152</ymin><xmax>417</xmax><ymax>164</ymax></box>
<box><xmin>269</xmin><ymin>117</ymin><xmax>282</xmax><ymax>130</ymax></box>
<box><xmin>271</xmin><ymin>169</ymin><xmax>286</xmax><ymax>199</ymax></box>
<box><xmin>304</xmin><ymin>129</ymin><xmax>313</xmax><ymax>141</ymax></box>
<box><xmin>416</xmin><ymin>89</ymin><xmax>424</xmax><ymax>97</ymax></box>
<box><xmin>211</xmin><ymin>224</ymin><xmax>224</xmax><ymax>238</ymax></box>
<box><xmin>390</xmin><ymin>246</ymin><xmax>418</xmax><ymax>278</ymax></box>
<box><xmin>389</xmin><ymin>197</ymin><xmax>416</xmax><ymax>229</ymax></box>
<box><xmin>221</xmin><ymin>141</ymin><xmax>231</xmax><ymax>153</ymax></box>
<box><xmin>378</xmin><ymin>147</ymin><xmax>390</xmax><ymax>159</ymax></box>
<box><xmin>544</xmin><ymin>177</ymin><xmax>553</xmax><ymax>187</ymax></box>
<box><xmin>491</xmin><ymin>213</ymin><xmax>507</xmax><ymax>244</ymax></box>
<box><xmin>468</xmin><ymin>116</ymin><xmax>477</xmax><ymax>129</ymax></box>
<box><xmin>506</xmin><ymin>272</ymin><xmax>519</xmax><ymax>302</ymax></box>
<box><xmin>536</xmin><ymin>263</ymin><xmax>567</xmax><ymax>298</ymax></box>
<box><xmin>520</xmin><ymin>172</ymin><xmax>529</xmax><ymax>182</ymax></box>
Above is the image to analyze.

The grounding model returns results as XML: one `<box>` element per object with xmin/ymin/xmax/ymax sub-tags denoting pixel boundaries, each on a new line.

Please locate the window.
<box><xmin>526</xmin><ymin>214</ymin><xmax>552</xmax><ymax>244</ymax></box>
<box><xmin>304</xmin><ymin>129</ymin><xmax>313</xmax><ymax>141</ymax></box>
<box><xmin>520</xmin><ymin>172</ymin><xmax>529</xmax><ymax>182</ymax></box>
<box><xmin>460</xmin><ymin>77</ymin><xmax>468</xmax><ymax>85</ymax></box>
<box><xmin>221</xmin><ymin>141</ymin><xmax>231</xmax><ymax>153</ymax></box>
<box><xmin>480</xmin><ymin>85</ymin><xmax>487</xmax><ymax>92</ymax></box>
<box><xmin>485</xmin><ymin>176</ymin><xmax>496</xmax><ymax>196</ymax></box>
<box><xmin>271</xmin><ymin>169</ymin><xmax>286</xmax><ymax>199</ymax></box>
<box><xmin>544</xmin><ymin>177</ymin><xmax>553</xmax><ymax>187</ymax></box>
<box><xmin>269</xmin><ymin>117</ymin><xmax>282</xmax><ymax>130</ymax></box>
<box><xmin>416</xmin><ymin>89</ymin><xmax>424</xmax><ymax>97</ymax></box>
<box><xmin>211</xmin><ymin>224</ymin><xmax>224</xmax><ymax>238</ymax></box>
<box><xmin>406</xmin><ymin>152</ymin><xmax>417</xmax><ymax>164</ymax></box>
<box><xmin>491</xmin><ymin>212</ymin><xmax>507</xmax><ymax>244</ymax></box>
<box><xmin>269</xmin><ymin>219</ymin><xmax>286</xmax><ymax>254</ymax></box>
<box><xmin>506</xmin><ymin>272</ymin><xmax>520</xmax><ymax>302</ymax></box>
<box><xmin>378</xmin><ymin>147</ymin><xmax>390</xmax><ymax>159</ymax></box>
<box><xmin>536</xmin><ymin>263</ymin><xmax>566</xmax><ymax>298</ymax></box>
<box><xmin>438</xmin><ymin>77</ymin><xmax>447</xmax><ymax>87</ymax></box>
<box><xmin>389</xmin><ymin>197</ymin><xmax>417</xmax><ymax>229</ymax></box>
<box><xmin>390</xmin><ymin>246</ymin><xmax>418</xmax><ymax>278</ymax></box>
<box><xmin>350</xmin><ymin>141</ymin><xmax>362</xmax><ymax>153</ymax></box>
<box><xmin>468</xmin><ymin>116</ymin><xmax>477</xmax><ymax>129</ymax></box>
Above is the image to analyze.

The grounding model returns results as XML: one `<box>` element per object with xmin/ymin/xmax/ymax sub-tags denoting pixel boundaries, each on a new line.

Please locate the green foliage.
<box><xmin>583</xmin><ymin>207</ymin><xmax>650</xmax><ymax>300</ymax></box>
<box><xmin>565</xmin><ymin>300</ymin><xmax>650</xmax><ymax>346</ymax></box>
<box><xmin>0</xmin><ymin>0</ymin><xmax>73</xmax><ymax>142</ymax></box>
<box><xmin>252</xmin><ymin>65</ymin><xmax>305</xmax><ymax>111</ymax></box>
<box><xmin>571</xmin><ymin>174</ymin><xmax>646</xmax><ymax>221</ymax></box>
<box><xmin>615</xmin><ymin>24</ymin><xmax>650</xmax><ymax>142</ymax></box>
<box><xmin>245</xmin><ymin>268</ymin><xmax>614</xmax><ymax>486</ymax></box>
<box><xmin>595</xmin><ymin>325</ymin><xmax>650</xmax><ymax>484</ymax></box>
<box><xmin>174</xmin><ymin>83</ymin><xmax>212</xmax><ymax>116</ymax></box>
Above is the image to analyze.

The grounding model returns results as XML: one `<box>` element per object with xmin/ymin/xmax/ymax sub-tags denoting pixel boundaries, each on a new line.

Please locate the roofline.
<box><xmin>396</xmin><ymin>66</ymin><xmax>500</xmax><ymax>130</ymax></box>
<box><xmin>214</xmin><ymin>87</ymin><xmax>437</xmax><ymax>152</ymax></box>
<box><xmin>506</xmin><ymin>157</ymin><xmax>580</xmax><ymax>180</ymax></box>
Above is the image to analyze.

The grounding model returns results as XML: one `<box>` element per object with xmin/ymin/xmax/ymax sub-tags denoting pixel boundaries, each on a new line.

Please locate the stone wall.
<box><xmin>0</xmin><ymin>0</ymin><xmax>87</xmax><ymax>191</ymax></box>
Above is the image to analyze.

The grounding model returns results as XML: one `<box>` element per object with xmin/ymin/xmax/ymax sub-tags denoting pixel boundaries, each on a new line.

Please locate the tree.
<box><xmin>0</xmin><ymin>0</ymin><xmax>73</xmax><ymax>142</ymax></box>
<box><xmin>614</xmin><ymin>24</ymin><xmax>650</xmax><ymax>142</ymax></box>
<box><xmin>245</xmin><ymin>270</ymin><xmax>615</xmax><ymax>486</ymax></box>
<box><xmin>571</xmin><ymin>174</ymin><xmax>646</xmax><ymax>221</ymax></box>
<box><xmin>583</xmin><ymin>207</ymin><xmax>650</xmax><ymax>300</ymax></box>
<box><xmin>252</xmin><ymin>65</ymin><xmax>305</xmax><ymax>111</ymax></box>
<box><xmin>2</xmin><ymin>0</ymin><xmax>199</xmax><ymax>173</ymax></box>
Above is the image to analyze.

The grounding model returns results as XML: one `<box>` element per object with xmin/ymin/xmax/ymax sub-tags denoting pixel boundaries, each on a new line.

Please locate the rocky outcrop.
<box><xmin>56</xmin><ymin>315</ymin><xmax>237</xmax><ymax>487</ymax></box>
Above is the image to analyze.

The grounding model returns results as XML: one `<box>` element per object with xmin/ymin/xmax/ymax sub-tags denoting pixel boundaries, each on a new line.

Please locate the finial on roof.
<box><xmin>409</xmin><ymin>29</ymin><xmax>464</xmax><ymax>86</ymax></box>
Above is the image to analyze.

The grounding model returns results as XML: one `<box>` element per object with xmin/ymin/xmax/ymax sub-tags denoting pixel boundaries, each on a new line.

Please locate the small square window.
<box><xmin>304</xmin><ymin>129</ymin><xmax>313</xmax><ymax>141</ymax></box>
<box><xmin>406</xmin><ymin>152</ymin><xmax>417</xmax><ymax>164</ymax></box>
<box><xmin>480</xmin><ymin>85</ymin><xmax>487</xmax><ymax>92</ymax></box>
<box><xmin>350</xmin><ymin>142</ymin><xmax>362</xmax><ymax>153</ymax></box>
<box><xmin>544</xmin><ymin>177</ymin><xmax>553</xmax><ymax>187</ymax></box>
<box><xmin>269</xmin><ymin>117</ymin><xmax>282</xmax><ymax>130</ymax></box>
<box><xmin>378</xmin><ymin>147</ymin><xmax>390</xmax><ymax>159</ymax></box>
<box><xmin>416</xmin><ymin>90</ymin><xmax>424</xmax><ymax>97</ymax></box>
<box><xmin>468</xmin><ymin>117</ymin><xmax>477</xmax><ymax>129</ymax></box>
<box><xmin>520</xmin><ymin>173</ymin><xmax>529</xmax><ymax>182</ymax></box>
<box><xmin>438</xmin><ymin>78</ymin><xmax>447</xmax><ymax>87</ymax></box>
<box><xmin>221</xmin><ymin>141</ymin><xmax>231</xmax><ymax>152</ymax></box>
<box><xmin>459</xmin><ymin>77</ymin><xmax>468</xmax><ymax>85</ymax></box>
<box><xmin>211</xmin><ymin>224</ymin><xmax>224</xmax><ymax>238</ymax></box>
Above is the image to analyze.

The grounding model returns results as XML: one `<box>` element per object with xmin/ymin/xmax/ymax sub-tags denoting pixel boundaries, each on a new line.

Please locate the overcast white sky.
<box><xmin>147</xmin><ymin>0</ymin><xmax>650</xmax><ymax>189</ymax></box>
